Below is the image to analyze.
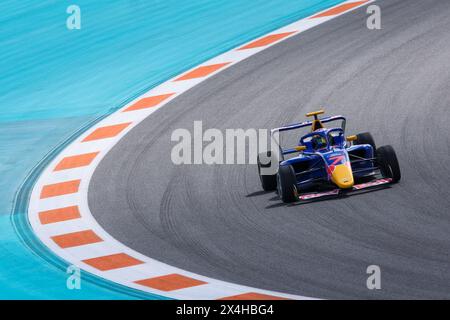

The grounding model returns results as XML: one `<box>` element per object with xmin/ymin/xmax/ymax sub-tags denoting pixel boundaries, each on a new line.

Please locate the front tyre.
<box><xmin>277</xmin><ymin>165</ymin><xmax>298</xmax><ymax>203</ymax></box>
<box><xmin>377</xmin><ymin>145</ymin><xmax>401</xmax><ymax>182</ymax></box>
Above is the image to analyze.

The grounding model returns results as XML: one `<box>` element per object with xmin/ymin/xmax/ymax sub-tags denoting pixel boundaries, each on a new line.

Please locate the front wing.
<box><xmin>298</xmin><ymin>178</ymin><xmax>392</xmax><ymax>201</ymax></box>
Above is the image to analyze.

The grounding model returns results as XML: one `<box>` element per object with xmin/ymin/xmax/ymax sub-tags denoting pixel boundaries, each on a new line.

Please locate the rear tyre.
<box><xmin>377</xmin><ymin>145</ymin><xmax>401</xmax><ymax>182</ymax></box>
<box><xmin>277</xmin><ymin>165</ymin><xmax>298</xmax><ymax>203</ymax></box>
<box><xmin>257</xmin><ymin>152</ymin><xmax>277</xmax><ymax>191</ymax></box>
<box><xmin>355</xmin><ymin>132</ymin><xmax>376</xmax><ymax>151</ymax></box>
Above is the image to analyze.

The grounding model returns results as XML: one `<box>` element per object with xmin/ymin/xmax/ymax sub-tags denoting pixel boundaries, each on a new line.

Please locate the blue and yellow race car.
<box><xmin>257</xmin><ymin>110</ymin><xmax>401</xmax><ymax>203</ymax></box>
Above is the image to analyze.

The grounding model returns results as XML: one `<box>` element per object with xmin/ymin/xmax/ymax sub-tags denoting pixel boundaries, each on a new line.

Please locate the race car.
<box><xmin>257</xmin><ymin>110</ymin><xmax>401</xmax><ymax>203</ymax></box>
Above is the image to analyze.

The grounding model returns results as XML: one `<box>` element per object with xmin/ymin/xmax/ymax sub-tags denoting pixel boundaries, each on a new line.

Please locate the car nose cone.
<box><xmin>331</xmin><ymin>164</ymin><xmax>354</xmax><ymax>189</ymax></box>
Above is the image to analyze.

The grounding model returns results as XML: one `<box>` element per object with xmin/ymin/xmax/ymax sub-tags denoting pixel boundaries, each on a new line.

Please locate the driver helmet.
<box><xmin>312</xmin><ymin>135</ymin><xmax>327</xmax><ymax>149</ymax></box>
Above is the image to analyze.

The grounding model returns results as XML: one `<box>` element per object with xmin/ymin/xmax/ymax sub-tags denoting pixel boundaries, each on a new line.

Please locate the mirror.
<box><xmin>294</xmin><ymin>146</ymin><xmax>307</xmax><ymax>151</ymax></box>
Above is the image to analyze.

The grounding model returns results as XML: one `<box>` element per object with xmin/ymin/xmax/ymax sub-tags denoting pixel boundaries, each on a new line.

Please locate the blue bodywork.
<box><xmin>273</xmin><ymin>116</ymin><xmax>377</xmax><ymax>190</ymax></box>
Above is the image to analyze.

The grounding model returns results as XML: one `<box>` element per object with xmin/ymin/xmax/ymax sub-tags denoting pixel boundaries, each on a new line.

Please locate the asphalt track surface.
<box><xmin>89</xmin><ymin>0</ymin><xmax>450</xmax><ymax>299</ymax></box>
